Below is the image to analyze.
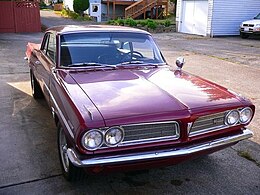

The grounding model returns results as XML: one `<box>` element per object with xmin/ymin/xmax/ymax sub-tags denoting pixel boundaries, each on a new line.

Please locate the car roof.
<box><xmin>46</xmin><ymin>25</ymin><xmax>151</xmax><ymax>35</ymax></box>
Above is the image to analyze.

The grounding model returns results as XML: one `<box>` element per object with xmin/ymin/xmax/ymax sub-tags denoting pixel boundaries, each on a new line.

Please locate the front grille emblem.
<box><xmin>213</xmin><ymin>118</ymin><xmax>222</xmax><ymax>124</ymax></box>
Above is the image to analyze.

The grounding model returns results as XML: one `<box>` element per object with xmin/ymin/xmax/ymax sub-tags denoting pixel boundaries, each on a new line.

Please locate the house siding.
<box><xmin>177</xmin><ymin>0</ymin><xmax>260</xmax><ymax>36</ymax></box>
<box><xmin>206</xmin><ymin>0</ymin><xmax>213</xmax><ymax>36</ymax></box>
<box><xmin>211</xmin><ymin>0</ymin><xmax>260</xmax><ymax>36</ymax></box>
<box><xmin>176</xmin><ymin>0</ymin><xmax>182</xmax><ymax>32</ymax></box>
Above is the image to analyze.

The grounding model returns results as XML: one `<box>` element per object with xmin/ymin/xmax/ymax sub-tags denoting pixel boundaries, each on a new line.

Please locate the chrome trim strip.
<box><xmin>189</xmin><ymin>125</ymin><xmax>227</xmax><ymax>137</ymax></box>
<box><xmin>84</xmin><ymin>105</ymin><xmax>93</xmax><ymax>120</ymax></box>
<box><xmin>67</xmin><ymin>129</ymin><xmax>253</xmax><ymax>167</ymax></box>
<box><xmin>122</xmin><ymin>120</ymin><xmax>179</xmax><ymax>127</ymax></box>
<box><xmin>120</xmin><ymin>134</ymin><xmax>179</xmax><ymax>146</ymax></box>
<box><xmin>44</xmin><ymin>83</ymin><xmax>75</xmax><ymax>139</ymax></box>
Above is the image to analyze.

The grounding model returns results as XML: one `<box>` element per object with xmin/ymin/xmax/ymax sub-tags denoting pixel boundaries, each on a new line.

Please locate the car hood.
<box><xmin>68</xmin><ymin>67</ymin><xmax>240</xmax><ymax>121</ymax></box>
<box><xmin>242</xmin><ymin>19</ymin><xmax>260</xmax><ymax>24</ymax></box>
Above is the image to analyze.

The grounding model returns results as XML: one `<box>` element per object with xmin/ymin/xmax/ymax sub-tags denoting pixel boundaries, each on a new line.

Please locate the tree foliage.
<box><xmin>73</xmin><ymin>0</ymin><xmax>89</xmax><ymax>16</ymax></box>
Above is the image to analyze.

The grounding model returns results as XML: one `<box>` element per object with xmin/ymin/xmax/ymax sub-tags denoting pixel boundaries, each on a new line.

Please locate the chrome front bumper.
<box><xmin>67</xmin><ymin>129</ymin><xmax>253</xmax><ymax>167</ymax></box>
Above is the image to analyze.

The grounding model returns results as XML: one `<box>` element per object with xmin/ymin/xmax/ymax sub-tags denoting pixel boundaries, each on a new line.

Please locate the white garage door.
<box><xmin>180</xmin><ymin>0</ymin><xmax>208</xmax><ymax>36</ymax></box>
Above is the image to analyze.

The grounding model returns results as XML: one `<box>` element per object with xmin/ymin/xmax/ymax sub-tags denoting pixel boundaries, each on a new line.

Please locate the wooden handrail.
<box><xmin>125</xmin><ymin>0</ymin><xmax>168</xmax><ymax>19</ymax></box>
<box><xmin>125</xmin><ymin>0</ymin><xmax>144</xmax><ymax>11</ymax></box>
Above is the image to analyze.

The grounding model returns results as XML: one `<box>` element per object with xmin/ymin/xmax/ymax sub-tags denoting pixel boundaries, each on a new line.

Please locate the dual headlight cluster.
<box><xmin>225</xmin><ymin>107</ymin><xmax>253</xmax><ymax>126</ymax></box>
<box><xmin>81</xmin><ymin>127</ymin><xmax>124</xmax><ymax>150</ymax></box>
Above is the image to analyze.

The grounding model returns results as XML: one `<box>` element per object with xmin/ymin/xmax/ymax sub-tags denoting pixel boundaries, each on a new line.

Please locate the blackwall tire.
<box><xmin>30</xmin><ymin>70</ymin><xmax>44</xmax><ymax>99</ymax></box>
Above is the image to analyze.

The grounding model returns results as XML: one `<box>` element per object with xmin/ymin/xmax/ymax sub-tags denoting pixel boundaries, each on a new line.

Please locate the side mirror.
<box><xmin>176</xmin><ymin>57</ymin><xmax>185</xmax><ymax>69</ymax></box>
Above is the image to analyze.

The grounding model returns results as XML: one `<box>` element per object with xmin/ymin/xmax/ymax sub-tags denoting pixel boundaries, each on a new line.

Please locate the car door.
<box><xmin>36</xmin><ymin>32</ymin><xmax>57</xmax><ymax>104</ymax></box>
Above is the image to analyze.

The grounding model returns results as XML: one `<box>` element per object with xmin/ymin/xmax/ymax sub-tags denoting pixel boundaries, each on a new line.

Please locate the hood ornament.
<box><xmin>176</xmin><ymin>57</ymin><xmax>185</xmax><ymax>70</ymax></box>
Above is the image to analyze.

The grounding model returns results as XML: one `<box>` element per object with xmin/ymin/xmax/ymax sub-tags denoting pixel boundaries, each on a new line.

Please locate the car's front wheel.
<box><xmin>57</xmin><ymin>122</ymin><xmax>84</xmax><ymax>181</ymax></box>
<box><xmin>240</xmin><ymin>32</ymin><xmax>249</xmax><ymax>39</ymax></box>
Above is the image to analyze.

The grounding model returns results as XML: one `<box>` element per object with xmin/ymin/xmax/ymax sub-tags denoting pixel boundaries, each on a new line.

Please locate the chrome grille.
<box><xmin>243</xmin><ymin>24</ymin><xmax>254</xmax><ymax>27</ymax></box>
<box><xmin>121</xmin><ymin>121</ymin><xmax>180</xmax><ymax>145</ymax></box>
<box><xmin>189</xmin><ymin>111</ymin><xmax>227</xmax><ymax>137</ymax></box>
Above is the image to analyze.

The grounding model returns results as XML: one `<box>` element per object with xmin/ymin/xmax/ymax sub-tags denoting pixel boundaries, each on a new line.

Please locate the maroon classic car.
<box><xmin>25</xmin><ymin>25</ymin><xmax>254</xmax><ymax>181</ymax></box>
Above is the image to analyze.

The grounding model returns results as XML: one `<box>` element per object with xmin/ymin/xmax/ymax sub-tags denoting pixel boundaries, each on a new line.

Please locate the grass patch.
<box><xmin>238</xmin><ymin>151</ymin><xmax>260</xmax><ymax>167</ymax></box>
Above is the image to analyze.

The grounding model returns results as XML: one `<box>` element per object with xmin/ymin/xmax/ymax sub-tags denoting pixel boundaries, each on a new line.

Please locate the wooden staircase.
<box><xmin>125</xmin><ymin>0</ymin><xmax>168</xmax><ymax>19</ymax></box>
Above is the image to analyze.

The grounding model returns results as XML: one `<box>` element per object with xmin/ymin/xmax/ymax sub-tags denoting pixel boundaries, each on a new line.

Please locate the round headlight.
<box><xmin>104</xmin><ymin>127</ymin><xmax>124</xmax><ymax>146</ymax></box>
<box><xmin>225</xmin><ymin>110</ymin><xmax>239</xmax><ymax>125</ymax></box>
<box><xmin>81</xmin><ymin>130</ymin><xmax>103</xmax><ymax>150</ymax></box>
<box><xmin>240</xmin><ymin>107</ymin><xmax>253</xmax><ymax>124</ymax></box>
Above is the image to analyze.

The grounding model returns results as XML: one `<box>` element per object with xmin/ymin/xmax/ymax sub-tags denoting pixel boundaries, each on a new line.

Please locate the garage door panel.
<box><xmin>181</xmin><ymin>1</ymin><xmax>194</xmax><ymax>34</ymax></box>
<box><xmin>181</xmin><ymin>0</ymin><xmax>208</xmax><ymax>36</ymax></box>
<box><xmin>193</xmin><ymin>0</ymin><xmax>208</xmax><ymax>35</ymax></box>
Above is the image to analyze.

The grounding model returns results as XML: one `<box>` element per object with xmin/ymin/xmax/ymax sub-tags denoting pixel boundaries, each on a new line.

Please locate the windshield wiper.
<box><xmin>140</xmin><ymin>63</ymin><xmax>167</xmax><ymax>68</ymax></box>
<box><xmin>117</xmin><ymin>61</ymin><xmax>166</xmax><ymax>68</ymax></box>
<box><xmin>118</xmin><ymin>61</ymin><xmax>144</xmax><ymax>65</ymax></box>
<box><xmin>66</xmin><ymin>62</ymin><xmax>117</xmax><ymax>69</ymax></box>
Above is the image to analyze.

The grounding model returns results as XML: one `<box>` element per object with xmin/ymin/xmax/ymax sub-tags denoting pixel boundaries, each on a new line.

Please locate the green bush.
<box><xmin>73</xmin><ymin>0</ymin><xmax>89</xmax><ymax>16</ymax></box>
<box><xmin>138</xmin><ymin>20</ymin><xmax>147</xmax><ymax>27</ymax></box>
<box><xmin>107</xmin><ymin>18</ymin><xmax>173</xmax><ymax>31</ymax></box>
<box><xmin>146</xmin><ymin>19</ymin><xmax>157</xmax><ymax>29</ymax></box>
<box><xmin>107</xmin><ymin>20</ymin><xmax>115</xmax><ymax>25</ymax></box>
<box><xmin>61</xmin><ymin>8</ymin><xmax>91</xmax><ymax>21</ymax></box>
<box><xmin>124</xmin><ymin>18</ymin><xmax>137</xmax><ymax>27</ymax></box>
<box><xmin>39</xmin><ymin>1</ymin><xmax>47</xmax><ymax>9</ymax></box>
<box><xmin>164</xmin><ymin>19</ymin><xmax>171</xmax><ymax>27</ymax></box>
<box><xmin>108</xmin><ymin>18</ymin><xmax>124</xmax><ymax>26</ymax></box>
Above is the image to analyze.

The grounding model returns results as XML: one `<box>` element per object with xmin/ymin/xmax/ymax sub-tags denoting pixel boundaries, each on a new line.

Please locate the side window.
<box><xmin>41</xmin><ymin>33</ymin><xmax>56</xmax><ymax>63</ymax></box>
<box><xmin>42</xmin><ymin>34</ymin><xmax>49</xmax><ymax>53</ymax></box>
<box><xmin>46</xmin><ymin>33</ymin><xmax>56</xmax><ymax>62</ymax></box>
<box><xmin>122</xmin><ymin>42</ymin><xmax>130</xmax><ymax>50</ymax></box>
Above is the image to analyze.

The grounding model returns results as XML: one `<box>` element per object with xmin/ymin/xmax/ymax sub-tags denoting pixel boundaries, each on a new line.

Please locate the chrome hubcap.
<box><xmin>59</xmin><ymin>129</ymin><xmax>69</xmax><ymax>172</ymax></box>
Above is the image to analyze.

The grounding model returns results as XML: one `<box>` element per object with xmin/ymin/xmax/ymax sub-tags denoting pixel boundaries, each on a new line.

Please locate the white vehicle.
<box><xmin>240</xmin><ymin>13</ymin><xmax>260</xmax><ymax>38</ymax></box>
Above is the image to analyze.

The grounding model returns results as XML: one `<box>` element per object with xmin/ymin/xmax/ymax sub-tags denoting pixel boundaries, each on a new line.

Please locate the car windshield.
<box><xmin>255</xmin><ymin>13</ymin><xmax>260</xmax><ymax>19</ymax></box>
<box><xmin>60</xmin><ymin>32</ymin><xmax>166</xmax><ymax>67</ymax></box>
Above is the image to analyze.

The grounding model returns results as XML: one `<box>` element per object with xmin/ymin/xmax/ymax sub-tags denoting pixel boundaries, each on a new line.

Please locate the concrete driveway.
<box><xmin>0</xmin><ymin>32</ymin><xmax>259</xmax><ymax>194</ymax></box>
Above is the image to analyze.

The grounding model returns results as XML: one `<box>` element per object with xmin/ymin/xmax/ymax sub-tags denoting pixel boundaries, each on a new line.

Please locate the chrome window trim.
<box><xmin>44</xmin><ymin>83</ymin><xmax>75</xmax><ymax>139</ymax></box>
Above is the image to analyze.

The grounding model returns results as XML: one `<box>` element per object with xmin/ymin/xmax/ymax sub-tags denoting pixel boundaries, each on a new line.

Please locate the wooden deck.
<box><xmin>102</xmin><ymin>0</ymin><xmax>168</xmax><ymax>19</ymax></box>
<box><xmin>102</xmin><ymin>0</ymin><xmax>136</xmax><ymax>19</ymax></box>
